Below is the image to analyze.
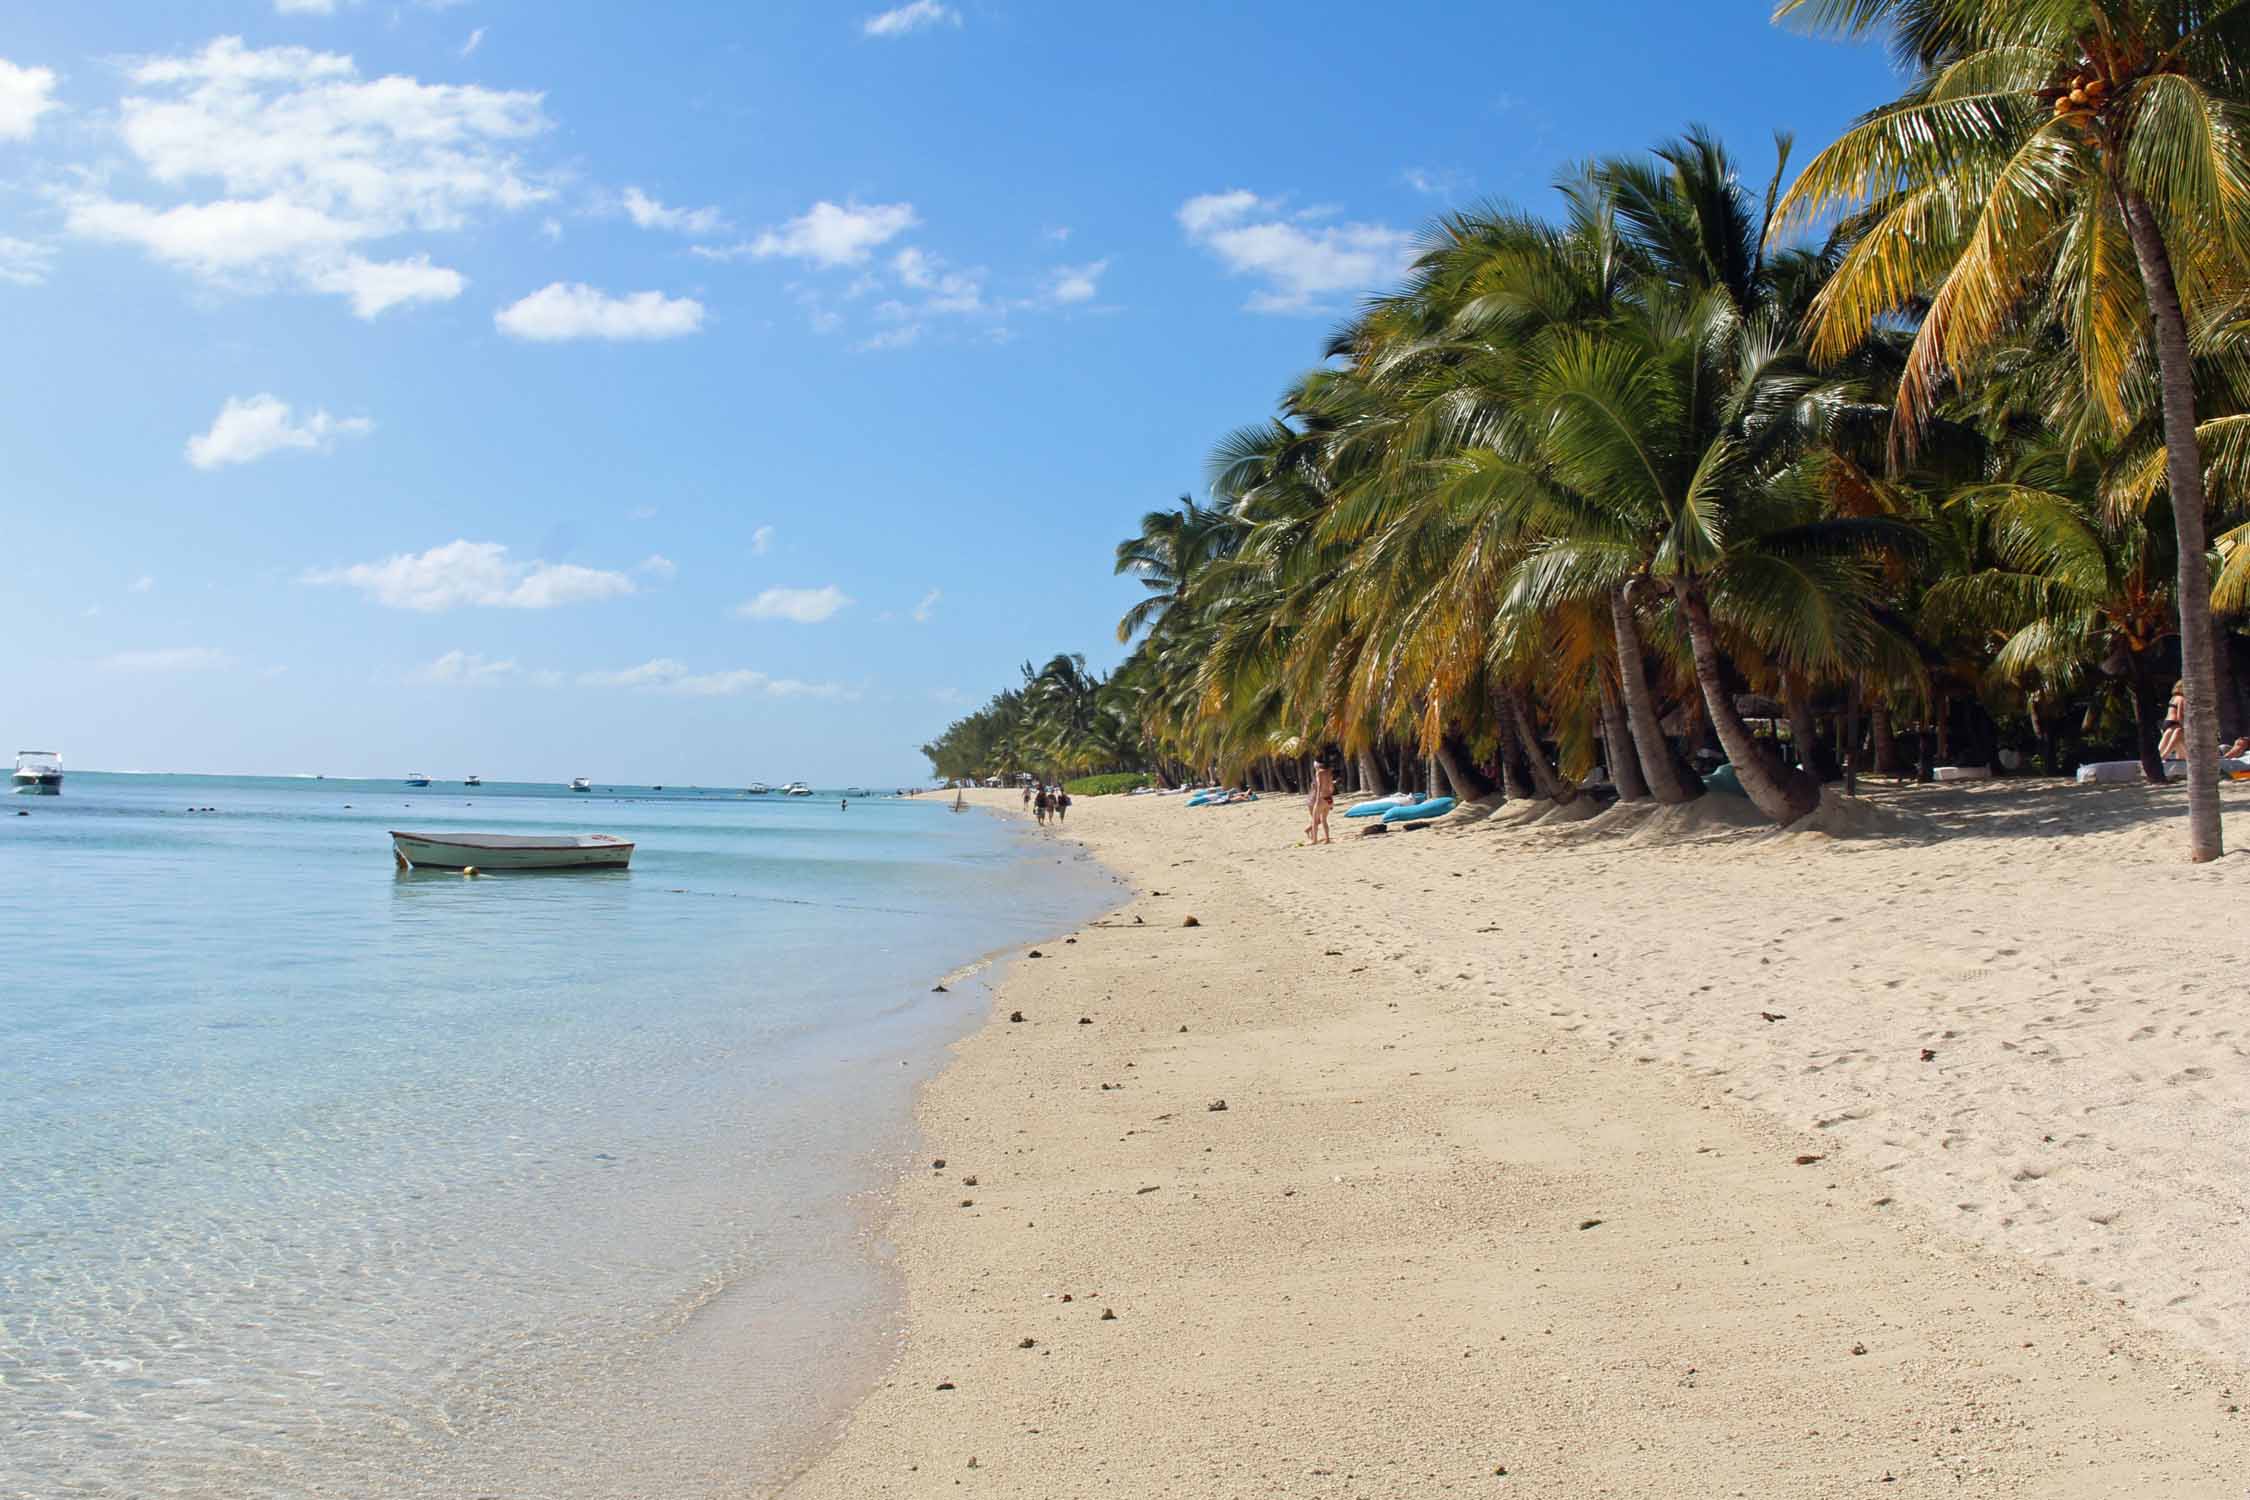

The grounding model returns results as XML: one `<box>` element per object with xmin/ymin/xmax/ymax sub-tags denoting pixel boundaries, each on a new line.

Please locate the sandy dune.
<box><xmin>780</xmin><ymin>781</ymin><xmax>2248</xmax><ymax>1497</ymax></box>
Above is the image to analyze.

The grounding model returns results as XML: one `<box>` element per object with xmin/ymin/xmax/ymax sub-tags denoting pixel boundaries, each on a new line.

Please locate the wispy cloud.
<box><xmin>460</xmin><ymin>27</ymin><xmax>486</xmax><ymax>58</ymax></box>
<box><xmin>304</xmin><ymin>539</ymin><xmax>640</xmax><ymax>611</ymax></box>
<box><xmin>1043</xmin><ymin>258</ymin><xmax>1109</xmax><ymax>305</ymax></box>
<box><xmin>129</xmin><ymin>575</ymin><xmax>155</xmax><ymax>593</ymax></box>
<box><xmin>0</xmin><ymin>234</ymin><xmax>53</xmax><ymax>286</ymax></box>
<box><xmin>1177</xmin><ymin>189</ymin><xmax>1413</xmax><ymax>314</ymax></box>
<box><xmin>1400</xmin><ymin>166</ymin><xmax>1467</xmax><ymax>197</ymax></box>
<box><xmin>494</xmin><ymin>283</ymin><xmax>705</xmax><ymax>341</ymax></box>
<box><xmin>186</xmin><ymin>394</ymin><xmax>372</xmax><ymax>470</ymax></box>
<box><xmin>751</xmin><ymin>524</ymin><xmax>774</xmax><ymax>555</ymax></box>
<box><xmin>622</xmin><ymin>186</ymin><xmax>726</xmax><ymax>236</ymax></box>
<box><xmin>911</xmin><ymin>587</ymin><xmax>940</xmax><ymax>623</ymax></box>
<box><xmin>862</xmin><ymin>1</ymin><xmax>961</xmax><ymax>38</ymax></box>
<box><xmin>634</xmin><ymin>554</ymin><xmax>677</xmax><ymax>582</ymax></box>
<box><xmin>102</xmin><ymin>646</ymin><xmax>233</xmax><ymax>672</ymax></box>
<box><xmin>413</xmin><ymin>649</ymin><xmax>518</xmax><ymax>684</ymax></box>
<box><xmin>732</xmin><ymin>584</ymin><xmax>852</xmax><ymax>623</ymax></box>
<box><xmin>705</xmin><ymin>200</ymin><xmax>918</xmax><ymax>268</ymax></box>
<box><xmin>578</xmin><ymin>658</ymin><xmax>848</xmax><ymax>698</ymax></box>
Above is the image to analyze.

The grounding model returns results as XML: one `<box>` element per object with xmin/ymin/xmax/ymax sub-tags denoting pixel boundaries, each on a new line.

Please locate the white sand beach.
<box><xmin>782</xmin><ymin>781</ymin><xmax>2248</xmax><ymax>1497</ymax></box>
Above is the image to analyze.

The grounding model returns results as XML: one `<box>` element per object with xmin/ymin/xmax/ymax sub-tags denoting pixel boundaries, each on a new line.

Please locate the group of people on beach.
<box><xmin>1025</xmin><ymin>783</ymin><xmax>1071</xmax><ymax>826</ymax></box>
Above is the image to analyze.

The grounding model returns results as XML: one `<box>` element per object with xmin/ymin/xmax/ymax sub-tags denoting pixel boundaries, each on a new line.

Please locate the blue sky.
<box><xmin>1</xmin><ymin>1</ymin><xmax>1902</xmax><ymax>784</ymax></box>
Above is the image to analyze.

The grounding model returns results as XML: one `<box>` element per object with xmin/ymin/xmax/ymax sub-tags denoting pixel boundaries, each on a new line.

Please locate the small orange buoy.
<box><xmin>463</xmin><ymin>866</ymin><xmax>480</xmax><ymax>877</ymax></box>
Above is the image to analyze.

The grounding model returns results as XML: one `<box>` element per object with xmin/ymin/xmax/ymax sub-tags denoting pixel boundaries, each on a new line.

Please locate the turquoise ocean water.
<box><xmin>0</xmin><ymin>774</ymin><xmax>1115</xmax><ymax>1498</ymax></box>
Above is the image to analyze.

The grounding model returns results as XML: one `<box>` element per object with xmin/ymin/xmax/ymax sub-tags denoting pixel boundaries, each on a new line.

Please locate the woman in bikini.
<box><xmin>1305</xmin><ymin>754</ymin><xmax>1337</xmax><ymax>844</ymax></box>
<box><xmin>2158</xmin><ymin>680</ymin><xmax>2188</xmax><ymax>763</ymax></box>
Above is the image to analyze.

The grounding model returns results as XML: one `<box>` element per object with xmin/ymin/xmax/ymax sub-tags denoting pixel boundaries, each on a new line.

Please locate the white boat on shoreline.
<box><xmin>390</xmin><ymin>830</ymin><xmax>634</xmax><ymax>871</ymax></box>
<box><xmin>13</xmin><ymin>750</ymin><xmax>62</xmax><ymax>794</ymax></box>
<box><xmin>569</xmin><ymin>777</ymin><xmax>592</xmax><ymax>793</ymax></box>
<box><xmin>405</xmin><ymin>771</ymin><xmax>431</xmax><ymax>788</ymax></box>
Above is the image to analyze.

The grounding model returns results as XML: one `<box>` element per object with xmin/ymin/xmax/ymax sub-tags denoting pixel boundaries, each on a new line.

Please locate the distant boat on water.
<box><xmin>464</xmin><ymin>774</ymin><xmax>482</xmax><ymax>787</ymax></box>
<box><xmin>746</xmin><ymin>782</ymin><xmax>772</xmax><ymax>795</ymax></box>
<box><xmin>405</xmin><ymin>772</ymin><xmax>431</xmax><ymax>788</ymax></box>
<box><xmin>569</xmin><ymin>777</ymin><xmax>593</xmax><ymax>793</ymax></box>
<box><xmin>13</xmin><ymin>750</ymin><xmax>62</xmax><ymax>794</ymax></box>
<box><xmin>391</xmin><ymin>830</ymin><xmax>633</xmax><ymax>871</ymax></box>
<box><xmin>783</xmin><ymin>781</ymin><xmax>814</xmax><ymax>797</ymax></box>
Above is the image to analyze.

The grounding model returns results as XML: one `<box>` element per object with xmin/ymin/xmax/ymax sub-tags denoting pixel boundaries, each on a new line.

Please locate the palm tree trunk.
<box><xmin>1871</xmin><ymin>704</ymin><xmax>1900</xmax><ymax>774</ymax></box>
<box><xmin>1598</xmin><ymin>679</ymin><xmax>1651</xmax><ymax>801</ymax></box>
<box><xmin>2130</xmin><ymin>665</ymin><xmax>2169</xmax><ymax>787</ymax></box>
<box><xmin>1678</xmin><ymin>584</ymin><xmax>1820</xmax><ymax>824</ymax></box>
<box><xmin>1436</xmin><ymin>736</ymin><xmax>1493</xmax><ymax>802</ymax></box>
<box><xmin>1356</xmin><ymin>748</ymin><xmax>1389</xmax><ymax>798</ymax></box>
<box><xmin>1491</xmin><ymin>709</ymin><xmax>1532</xmax><ymax>802</ymax></box>
<box><xmin>2122</xmin><ymin>189</ymin><xmax>2224</xmax><ymax>861</ymax></box>
<box><xmin>1782</xmin><ymin>679</ymin><xmax>1840</xmax><ymax>782</ymax></box>
<box><xmin>1609</xmin><ymin>586</ymin><xmax>1693</xmax><ymax>803</ymax></box>
<box><xmin>1501</xmin><ymin>688</ymin><xmax>1576</xmax><ymax>805</ymax></box>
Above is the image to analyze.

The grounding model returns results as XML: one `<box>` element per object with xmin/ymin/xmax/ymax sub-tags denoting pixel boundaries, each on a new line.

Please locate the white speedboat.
<box><xmin>13</xmin><ymin>750</ymin><xmax>62</xmax><ymax>794</ymax></box>
<box><xmin>783</xmin><ymin>781</ymin><xmax>814</xmax><ymax>797</ymax></box>
<box><xmin>569</xmin><ymin>777</ymin><xmax>592</xmax><ymax>793</ymax></box>
<box><xmin>464</xmin><ymin>774</ymin><xmax>483</xmax><ymax>787</ymax></box>
<box><xmin>391</xmin><ymin>830</ymin><xmax>633</xmax><ymax>871</ymax></box>
<box><xmin>745</xmin><ymin>782</ymin><xmax>772</xmax><ymax>795</ymax></box>
<box><xmin>405</xmin><ymin>772</ymin><xmax>431</xmax><ymax>787</ymax></box>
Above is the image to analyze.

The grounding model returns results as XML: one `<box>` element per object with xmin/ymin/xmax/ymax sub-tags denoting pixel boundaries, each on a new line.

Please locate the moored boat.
<box><xmin>569</xmin><ymin>777</ymin><xmax>592</xmax><ymax>792</ymax></box>
<box><xmin>783</xmin><ymin>781</ymin><xmax>813</xmax><ymax>796</ymax></box>
<box><xmin>405</xmin><ymin>772</ymin><xmax>431</xmax><ymax>787</ymax></box>
<box><xmin>746</xmin><ymin>781</ymin><xmax>772</xmax><ymax>795</ymax></box>
<box><xmin>390</xmin><ymin>830</ymin><xmax>634</xmax><ymax>870</ymax></box>
<box><xmin>464</xmin><ymin>774</ymin><xmax>482</xmax><ymax>787</ymax></box>
<box><xmin>13</xmin><ymin>750</ymin><xmax>62</xmax><ymax>794</ymax></box>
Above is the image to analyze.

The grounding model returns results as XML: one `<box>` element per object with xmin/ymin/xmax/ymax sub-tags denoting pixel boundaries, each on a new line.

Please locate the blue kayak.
<box><xmin>1342</xmin><ymin>796</ymin><xmax>1408</xmax><ymax>818</ymax></box>
<box><xmin>1381</xmin><ymin>796</ymin><xmax>1458</xmax><ymax>824</ymax></box>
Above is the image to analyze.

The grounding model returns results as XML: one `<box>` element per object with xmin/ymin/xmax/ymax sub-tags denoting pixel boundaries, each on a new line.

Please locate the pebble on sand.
<box><xmin>1018</xmin><ymin>1337</ymin><xmax>1036</xmax><ymax>1349</ymax></box>
<box><xmin>1100</xmin><ymin>1308</ymin><xmax>1117</xmax><ymax>1320</ymax></box>
<box><xmin>1207</xmin><ymin>1099</ymin><xmax>1228</xmax><ymax>1112</ymax></box>
<box><xmin>936</xmin><ymin>1381</ymin><xmax>955</xmax><ymax>1391</ymax></box>
<box><xmin>1027</xmin><ymin>949</ymin><xmax>1045</xmax><ymax>958</ymax></box>
<box><xmin>1078</xmin><ymin>1016</ymin><xmax>1093</xmax><ymax>1025</ymax></box>
<box><xmin>932</xmin><ymin>1158</ymin><xmax>947</xmax><ymax>1169</ymax></box>
<box><xmin>959</xmin><ymin>1199</ymin><xmax>975</xmax><ymax>1207</ymax></box>
<box><xmin>1182</xmin><ymin>916</ymin><xmax>1201</xmax><ymax>927</ymax></box>
<box><xmin>1009</xmin><ymin>1011</ymin><xmax>1026</xmax><ymax>1023</ymax></box>
<box><xmin>1793</xmin><ymin>1154</ymin><xmax>1825</xmax><ymax>1166</ymax></box>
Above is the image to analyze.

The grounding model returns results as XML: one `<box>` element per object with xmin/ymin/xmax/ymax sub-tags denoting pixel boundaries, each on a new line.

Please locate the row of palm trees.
<box><xmin>924</xmin><ymin>3</ymin><xmax>2250</xmax><ymax>861</ymax></box>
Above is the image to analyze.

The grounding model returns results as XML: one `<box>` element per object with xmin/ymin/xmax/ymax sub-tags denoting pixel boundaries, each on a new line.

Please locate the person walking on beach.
<box><xmin>1305</xmin><ymin>754</ymin><xmax>1336</xmax><ymax>844</ymax></box>
<box><xmin>1054</xmin><ymin>787</ymin><xmax>1070</xmax><ymax>823</ymax></box>
<box><xmin>2159</xmin><ymin>680</ymin><xmax>2188</xmax><ymax>763</ymax></box>
<box><xmin>1033</xmin><ymin>787</ymin><xmax>1051</xmax><ymax>825</ymax></box>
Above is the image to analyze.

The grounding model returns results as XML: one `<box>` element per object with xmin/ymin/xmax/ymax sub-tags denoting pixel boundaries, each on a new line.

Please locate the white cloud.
<box><xmin>186</xmin><ymin>393</ymin><xmax>373</xmax><ymax>470</ymax></box>
<box><xmin>461</xmin><ymin>28</ymin><xmax>486</xmax><ymax>58</ymax></box>
<box><xmin>578</xmin><ymin>657</ymin><xmax>846</xmax><ymax>698</ymax></box>
<box><xmin>494</xmin><ymin>282</ymin><xmax>705</xmax><ymax>341</ymax></box>
<box><xmin>751</xmin><ymin>525</ymin><xmax>774</xmax><ymax>555</ymax></box>
<box><xmin>0</xmin><ymin>235</ymin><xmax>54</xmax><ymax>286</ymax></box>
<box><xmin>912</xmin><ymin>587</ymin><xmax>940</xmax><ymax>623</ymax></box>
<box><xmin>414</xmin><ymin>649</ymin><xmax>518</xmax><ymax>684</ymax></box>
<box><xmin>65</xmin><ymin>37</ymin><xmax>549</xmax><ymax>315</ymax></box>
<box><xmin>274</xmin><ymin>0</ymin><xmax>338</xmax><ymax>12</ymax></box>
<box><xmin>0</xmin><ymin>58</ymin><xmax>59</xmax><ymax>140</ymax></box>
<box><xmin>627</xmin><ymin>503</ymin><xmax>658</xmax><ymax>521</ymax></box>
<box><xmin>1177</xmin><ymin>189</ymin><xmax>1415</xmax><ymax>314</ymax></box>
<box><xmin>1045</xmin><ymin>258</ymin><xmax>1108</xmax><ymax>305</ymax></box>
<box><xmin>1043</xmin><ymin>225</ymin><xmax>1071</xmax><ymax>243</ymax></box>
<box><xmin>743</xmin><ymin>200</ymin><xmax>917</xmax><ymax>268</ymax></box>
<box><xmin>307</xmin><ymin>253</ymin><xmax>465</xmax><ymax>317</ymax></box>
<box><xmin>733</xmin><ymin>584</ymin><xmax>852</xmax><ymax>623</ymax></box>
<box><xmin>129</xmin><ymin>575</ymin><xmax>155</xmax><ymax>593</ymax></box>
<box><xmin>103</xmin><ymin>646</ymin><xmax>233</xmax><ymax>672</ymax></box>
<box><xmin>1401</xmin><ymin>166</ymin><xmax>1466</xmax><ymax>197</ymax></box>
<box><xmin>304</xmin><ymin>539</ymin><xmax>638</xmax><ymax>611</ymax></box>
<box><xmin>634</xmin><ymin>553</ymin><xmax>677</xmax><ymax>581</ymax></box>
<box><xmin>622</xmin><ymin>186</ymin><xmax>725</xmax><ymax>236</ymax></box>
<box><xmin>862</xmin><ymin>1</ymin><xmax>962</xmax><ymax>37</ymax></box>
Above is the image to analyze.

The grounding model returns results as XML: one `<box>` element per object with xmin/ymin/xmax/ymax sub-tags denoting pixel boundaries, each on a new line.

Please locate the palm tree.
<box><xmin>1771</xmin><ymin>0</ymin><xmax>2245</xmax><ymax>859</ymax></box>
<box><xmin>1924</xmin><ymin>438</ymin><xmax>2181</xmax><ymax>779</ymax></box>
<box><xmin>1113</xmin><ymin>496</ymin><xmax>1236</xmax><ymax>644</ymax></box>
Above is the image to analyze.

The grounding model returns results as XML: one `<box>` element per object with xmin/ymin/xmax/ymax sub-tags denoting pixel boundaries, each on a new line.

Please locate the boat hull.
<box><xmin>12</xmin><ymin>774</ymin><xmax>60</xmax><ymax>794</ymax></box>
<box><xmin>390</xmin><ymin>832</ymin><xmax>634</xmax><ymax>871</ymax></box>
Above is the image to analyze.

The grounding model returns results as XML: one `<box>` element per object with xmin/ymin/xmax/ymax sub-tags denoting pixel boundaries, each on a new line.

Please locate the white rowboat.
<box><xmin>391</xmin><ymin>830</ymin><xmax>634</xmax><ymax>871</ymax></box>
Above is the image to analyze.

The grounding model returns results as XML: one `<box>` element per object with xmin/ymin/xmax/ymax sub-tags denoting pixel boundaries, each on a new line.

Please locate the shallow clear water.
<box><xmin>0</xmin><ymin>775</ymin><xmax>1115</xmax><ymax>1498</ymax></box>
